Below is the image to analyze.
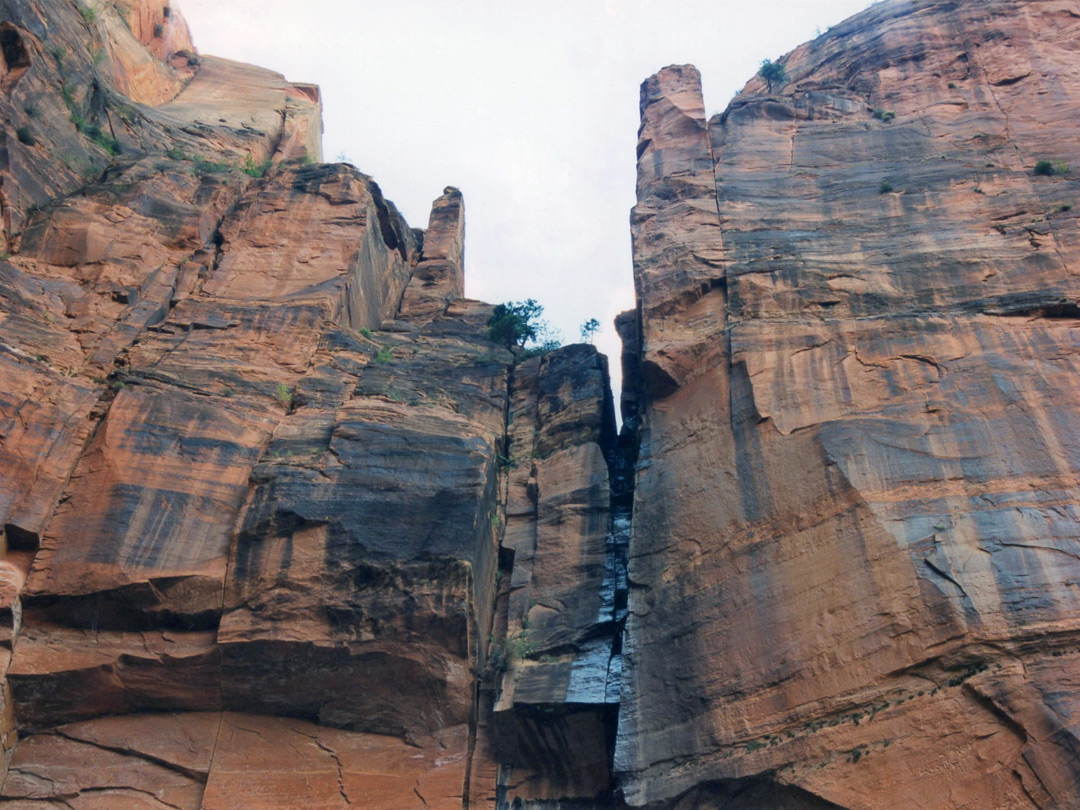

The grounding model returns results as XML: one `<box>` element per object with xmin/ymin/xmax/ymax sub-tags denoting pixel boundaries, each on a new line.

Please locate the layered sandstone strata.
<box><xmin>488</xmin><ymin>345</ymin><xmax>621</xmax><ymax>805</ymax></box>
<box><xmin>0</xmin><ymin>0</ymin><xmax>321</xmax><ymax>253</ymax></box>
<box><xmin>0</xmin><ymin>1</ymin><xmax>621</xmax><ymax>805</ymax></box>
<box><xmin>617</xmin><ymin>2</ymin><xmax>1080</xmax><ymax>808</ymax></box>
<box><xmin>5</xmin><ymin>0</ymin><xmax>1080</xmax><ymax>807</ymax></box>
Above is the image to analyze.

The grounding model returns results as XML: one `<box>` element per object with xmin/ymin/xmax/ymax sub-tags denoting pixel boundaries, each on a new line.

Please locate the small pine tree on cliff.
<box><xmin>758</xmin><ymin>59</ymin><xmax>789</xmax><ymax>94</ymax></box>
<box><xmin>488</xmin><ymin>300</ymin><xmax>544</xmax><ymax>348</ymax></box>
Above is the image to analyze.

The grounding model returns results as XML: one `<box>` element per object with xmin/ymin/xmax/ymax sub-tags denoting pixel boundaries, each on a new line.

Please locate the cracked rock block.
<box><xmin>1</xmin><ymin>712</ymin><xmax>470</xmax><ymax>810</ymax></box>
<box><xmin>617</xmin><ymin>2</ymin><xmax>1080</xmax><ymax>808</ymax></box>
<box><xmin>200</xmin><ymin>715</ymin><xmax>470</xmax><ymax>810</ymax></box>
<box><xmin>206</xmin><ymin>164</ymin><xmax>417</xmax><ymax>330</ymax></box>
<box><xmin>18</xmin><ymin>384</ymin><xmax>276</xmax><ymax>621</ymax></box>
<box><xmin>2</xmin><ymin>715</ymin><xmax>212</xmax><ymax>809</ymax></box>
<box><xmin>0</xmin><ymin>0</ymin><xmax>511</xmax><ymax>801</ymax></box>
<box><xmin>219</xmin><ymin>309</ymin><xmax>510</xmax><ymax>736</ymax></box>
<box><xmin>494</xmin><ymin>346</ymin><xmax>621</xmax><ymax>804</ymax></box>
<box><xmin>8</xmin><ymin>151</ymin><xmax>434</xmax><ymax>729</ymax></box>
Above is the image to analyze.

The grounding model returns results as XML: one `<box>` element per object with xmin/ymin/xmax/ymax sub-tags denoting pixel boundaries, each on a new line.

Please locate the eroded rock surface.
<box><xmin>487</xmin><ymin>345</ymin><xmax>621</xmax><ymax>806</ymax></box>
<box><xmin>0</xmin><ymin>1</ymin><xmax>620</xmax><ymax>805</ymax></box>
<box><xmin>617</xmin><ymin>2</ymin><xmax>1080</xmax><ymax>808</ymax></box>
<box><xmin>4</xmin><ymin>0</ymin><xmax>1080</xmax><ymax>807</ymax></box>
<box><xmin>0</xmin><ymin>0</ymin><xmax>320</xmax><ymax>254</ymax></box>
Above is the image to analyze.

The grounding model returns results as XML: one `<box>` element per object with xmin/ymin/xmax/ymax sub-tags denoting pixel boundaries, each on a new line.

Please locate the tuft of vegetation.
<box><xmin>879</xmin><ymin>180</ymin><xmax>894</xmax><ymax>194</ymax></box>
<box><xmin>358</xmin><ymin>327</ymin><xmax>373</xmax><ymax>339</ymax></box>
<box><xmin>86</xmin><ymin>126</ymin><xmax>121</xmax><ymax>155</ymax></box>
<box><xmin>579</xmin><ymin>317</ymin><xmax>600</xmax><ymax>344</ymax></box>
<box><xmin>16</xmin><ymin>126</ymin><xmax>36</xmax><ymax>146</ymax></box>
<box><xmin>1034</xmin><ymin>160</ymin><xmax>1056</xmax><ymax>176</ymax></box>
<box><xmin>490</xmin><ymin>633</ymin><xmax>534</xmax><ymax>673</ymax></box>
<box><xmin>488</xmin><ymin>299</ymin><xmax>543</xmax><ymax>347</ymax></box>
<box><xmin>487</xmin><ymin>299</ymin><xmax>561</xmax><ymax>358</ymax></box>
<box><xmin>1054</xmin><ymin>203</ymin><xmax>1073</xmax><ymax>213</ymax></box>
<box><xmin>274</xmin><ymin>383</ymin><xmax>292</xmax><ymax>408</ymax></box>
<box><xmin>49</xmin><ymin>45</ymin><xmax>65</xmax><ymax>66</ymax></box>
<box><xmin>241</xmin><ymin>153</ymin><xmax>272</xmax><ymax>178</ymax></box>
<box><xmin>92</xmin><ymin>47</ymin><xmax>107</xmax><ymax>67</ymax></box>
<box><xmin>373</xmin><ymin>347</ymin><xmax>393</xmax><ymax>364</ymax></box>
<box><xmin>165</xmin><ymin>146</ymin><xmax>189</xmax><ymax>161</ymax></box>
<box><xmin>946</xmin><ymin>661</ymin><xmax>989</xmax><ymax>687</ymax></box>
<box><xmin>758</xmin><ymin>59</ymin><xmax>789</xmax><ymax>94</ymax></box>
<box><xmin>873</xmin><ymin>109</ymin><xmax>896</xmax><ymax>123</ymax></box>
<box><xmin>61</xmin><ymin>83</ymin><xmax>77</xmax><ymax>111</ymax></box>
<box><xmin>947</xmin><ymin>81</ymin><xmax>958</xmax><ymax>89</ymax></box>
<box><xmin>192</xmin><ymin>156</ymin><xmax>230</xmax><ymax>174</ymax></box>
<box><xmin>518</xmin><ymin>340</ymin><xmax>562</xmax><ymax>360</ymax></box>
<box><xmin>78</xmin><ymin>4</ymin><xmax>98</xmax><ymax>24</ymax></box>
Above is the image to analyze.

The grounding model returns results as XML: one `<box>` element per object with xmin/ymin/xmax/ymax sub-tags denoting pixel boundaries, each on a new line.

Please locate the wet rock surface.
<box><xmin>486</xmin><ymin>345</ymin><xmax>622</xmax><ymax>806</ymax></box>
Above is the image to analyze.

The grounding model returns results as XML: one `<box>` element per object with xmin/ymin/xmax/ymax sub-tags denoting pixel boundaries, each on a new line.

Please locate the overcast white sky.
<box><xmin>179</xmin><ymin>0</ymin><xmax>872</xmax><ymax>399</ymax></box>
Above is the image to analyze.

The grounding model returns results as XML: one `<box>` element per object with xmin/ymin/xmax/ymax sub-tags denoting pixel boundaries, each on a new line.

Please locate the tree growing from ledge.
<box><xmin>488</xmin><ymin>299</ymin><xmax>545</xmax><ymax>348</ymax></box>
<box><xmin>759</xmin><ymin>59</ymin><xmax>789</xmax><ymax>93</ymax></box>
<box><xmin>488</xmin><ymin>299</ymin><xmax>561</xmax><ymax>358</ymax></box>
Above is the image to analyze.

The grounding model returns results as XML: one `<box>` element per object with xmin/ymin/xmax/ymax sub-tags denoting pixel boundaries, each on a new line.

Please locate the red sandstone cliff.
<box><xmin>2</xmin><ymin>0</ymin><xmax>1080</xmax><ymax>808</ymax></box>
<box><xmin>0</xmin><ymin>1</ymin><xmax>617</xmax><ymax>806</ymax></box>
<box><xmin>618</xmin><ymin>1</ymin><xmax>1080</xmax><ymax>808</ymax></box>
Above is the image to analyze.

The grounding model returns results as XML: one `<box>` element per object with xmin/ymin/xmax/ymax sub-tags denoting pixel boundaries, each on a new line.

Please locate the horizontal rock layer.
<box><xmin>4</xmin><ymin>712</ymin><xmax>470</xmax><ymax>809</ymax></box>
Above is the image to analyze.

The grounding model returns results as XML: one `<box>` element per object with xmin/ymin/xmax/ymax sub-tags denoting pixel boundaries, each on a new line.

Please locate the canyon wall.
<box><xmin>2</xmin><ymin>0</ymin><xmax>1079</xmax><ymax>808</ymax></box>
<box><xmin>617</xmin><ymin>1</ymin><xmax>1080</xmax><ymax>807</ymax></box>
<box><xmin>0</xmin><ymin>1</ymin><xmax>618</xmax><ymax>807</ymax></box>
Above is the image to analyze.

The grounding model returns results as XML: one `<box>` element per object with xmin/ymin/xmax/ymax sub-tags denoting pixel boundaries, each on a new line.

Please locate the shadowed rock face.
<box><xmin>617</xmin><ymin>1</ymin><xmax>1080</xmax><ymax>808</ymax></box>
